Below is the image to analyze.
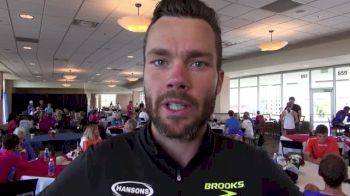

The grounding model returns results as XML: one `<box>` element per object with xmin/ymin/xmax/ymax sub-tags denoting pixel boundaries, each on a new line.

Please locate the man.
<box><xmin>332</xmin><ymin>106</ymin><xmax>350</xmax><ymax>133</ymax></box>
<box><xmin>304</xmin><ymin>154</ymin><xmax>348</xmax><ymax>196</ymax></box>
<box><xmin>44</xmin><ymin>103</ymin><xmax>54</xmax><ymax>115</ymax></box>
<box><xmin>38</xmin><ymin>99</ymin><xmax>45</xmax><ymax>111</ymax></box>
<box><xmin>285</xmin><ymin>97</ymin><xmax>302</xmax><ymax>130</ymax></box>
<box><xmin>224</xmin><ymin>110</ymin><xmax>240</xmax><ymax>134</ymax></box>
<box><xmin>39</xmin><ymin>0</ymin><xmax>300</xmax><ymax>195</ymax></box>
<box><xmin>27</xmin><ymin>100</ymin><xmax>34</xmax><ymax>115</ymax></box>
<box><xmin>123</xmin><ymin>118</ymin><xmax>138</xmax><ymax>133</ymax></box>
<box><xmin>281</xmin><ymin>103</ymin><xmax>299</xmax><ymax>135</ymax></box>
<box><xmin>305</xmin><ymin>124</ymin><xmax>340</xmax><ymax>164</ymax></box>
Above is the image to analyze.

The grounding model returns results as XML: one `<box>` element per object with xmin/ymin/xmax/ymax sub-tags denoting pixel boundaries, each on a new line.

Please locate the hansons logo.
<box><xmin>111</xmin><ymin>181</ymin><xmax>154</xmax><ymax>196</ymax></box>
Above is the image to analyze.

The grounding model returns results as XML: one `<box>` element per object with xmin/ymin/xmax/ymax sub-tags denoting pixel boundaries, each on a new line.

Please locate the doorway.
<box><xmin>311</xmin><ymin>88</ymin><xmax>334</xmax><ymax>132</ymax></box>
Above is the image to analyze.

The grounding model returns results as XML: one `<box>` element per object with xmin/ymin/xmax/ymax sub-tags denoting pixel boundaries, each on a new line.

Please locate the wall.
<box><xmin>214</xmin><ymin>76</ymin><xmax>230</xmax><ymax>113</ymax></box>
<box><xmin>117</xmin><ymin>94</ymin><xmax>132</xmax><ymax>111</ymax></box>
<box><xmin>132</xmin><ymin>91</ymin><xmax>141</xmax><ymax>106</ymax></box>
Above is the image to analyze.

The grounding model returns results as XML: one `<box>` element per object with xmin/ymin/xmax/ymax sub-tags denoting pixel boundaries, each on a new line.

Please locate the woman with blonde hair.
<box><xmin>80</xmin><ymin>124</ymin><xmax>102</xmax><ymax>152</ymax></box>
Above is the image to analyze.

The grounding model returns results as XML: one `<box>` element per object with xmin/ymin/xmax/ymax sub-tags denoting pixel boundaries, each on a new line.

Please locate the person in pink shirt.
<box><xmin>39</xmin><ymin>112</ymin><xmax>57</xmax><ymax>132</ymax></box>
<box><xmin>127</xmin><ymin>100</ymin><xmax>134</xmax><ymax>119</ymax></box>
<box><xmin>6</xmin><ymin>113</ymin><xmax>18</xmax><ymax>134</ymax></box>
<box><xmin>0</xmin><ymin>134</ymin><xmax>29</xmax><ymax>183</ymax></box>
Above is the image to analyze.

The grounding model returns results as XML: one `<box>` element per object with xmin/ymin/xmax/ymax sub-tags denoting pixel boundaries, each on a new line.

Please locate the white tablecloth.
<box><xmin>21</xmin><ymin>175</ymin><xmax>54</xmax><ymax>195</ymax></box>
<box><xmin>297</xmin><ymin>161</ymin><xmax>350</xmax><ymax>193</ymax></box>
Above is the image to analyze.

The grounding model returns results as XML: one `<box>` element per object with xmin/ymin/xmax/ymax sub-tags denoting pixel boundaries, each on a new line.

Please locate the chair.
<box><xmin>280</xmin><ymin>140</ymin><xmax>303</xmax><ymax>156</ymax></box>
<box><xmin>0</xmin><ymin>179</ymin><xmax>38</xmax><ymax>196</ymax></box>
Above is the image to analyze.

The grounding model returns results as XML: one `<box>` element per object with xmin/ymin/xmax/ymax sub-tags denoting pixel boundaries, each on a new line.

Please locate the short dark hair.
<box><xmin>289</xmin><ymin>97</ymin><xmax>295</xmax><ymax>101</ymax></box>
<box><xmin>315</xmin><ymin>124</ymin><xmax>328</xmax><ymax>135</ymax></box>
<box><xmin>144</xmin><ymin>0</ymin><xmax>222</xmax><ymax>71</ymax></box>
<box><xmin>344</xmin><ymin>106</ymin><xmax>350</xmax><ymax>110</ymax></box>
<box><xmin>319</xmin><ymin>154</ymin><xmax>348</xmax><ymax>188</ymax></box>
<box><xmin>2</xmin><ymin>134</ymin><xmax>20</xmax><ymax>150</ymax></box>
<box><xmin>228</xmin><ymin>110</ymin><xmax>234</xmax><ymax>117</ymax></box>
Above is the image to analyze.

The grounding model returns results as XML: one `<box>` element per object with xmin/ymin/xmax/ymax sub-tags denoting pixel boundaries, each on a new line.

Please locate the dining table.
<box><xmin>15</xmin><ymin>158</ymin><xmax>66</xmax><ymax>194</ymax></box>
<box><xmin>297</xmin><ymin>161</ymin><xmax>350</xmax><ymax>193</ymax></box>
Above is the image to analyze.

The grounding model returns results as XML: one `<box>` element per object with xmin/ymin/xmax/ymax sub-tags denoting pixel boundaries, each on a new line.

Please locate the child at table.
<box><xmin>80</xmin><ymin>124</ymin><xmax>102</xmax><ymax>152</ymax></box>
<box><xmin>304</xmin><ymin>154</ymin><xmax>348</xmax><ymax>196</ymax></box>
<box><xmin>0</xmin><ymin>134</ymin><xmax>30</xmax><ymax>183</ymax></box>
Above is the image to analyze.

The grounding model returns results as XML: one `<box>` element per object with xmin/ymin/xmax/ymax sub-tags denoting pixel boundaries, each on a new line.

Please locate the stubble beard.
<box><xmin>145</xmin><ymin>89</ymin><xmax>217</xmax><ymax>141</ymax></box>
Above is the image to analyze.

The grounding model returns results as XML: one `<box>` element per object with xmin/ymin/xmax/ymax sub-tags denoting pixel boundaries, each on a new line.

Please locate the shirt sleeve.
<box><xmin>304</xmin><ymin>139</ymin><xmax>313</xmax><ymax>154</ymax></box>
<box><xmin>328</xmin><ymin>139</ymin><xmax>340</xmax><ymax>156</ymax></box>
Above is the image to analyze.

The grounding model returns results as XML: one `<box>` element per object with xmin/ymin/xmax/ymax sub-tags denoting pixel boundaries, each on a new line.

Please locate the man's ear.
<box><xmin>215</xmin><ymin>70</ymin><xmax>224</xmax><ymax>95</ymax></box>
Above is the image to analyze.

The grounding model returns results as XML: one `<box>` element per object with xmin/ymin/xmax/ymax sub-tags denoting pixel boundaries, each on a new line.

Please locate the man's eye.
<box><xmin>190</xmin><ymin>61</ymin><xmax>208</xmax><ymax>69</ymax></box>
<box><xmin>152</xmin><ymin>59</ymin><xmax>167</xmax><ymax>67</ymax></box>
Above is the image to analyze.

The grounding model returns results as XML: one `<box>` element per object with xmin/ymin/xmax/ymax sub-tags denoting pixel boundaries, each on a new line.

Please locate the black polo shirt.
<box><xmin>39</xmin><ymin>123</ymin><xmax>301</xmax><ymax>196</ymax></box>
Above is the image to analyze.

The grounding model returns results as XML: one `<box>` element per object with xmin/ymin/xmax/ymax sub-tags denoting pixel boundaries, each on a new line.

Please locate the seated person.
<box><xmin>224</xmin><ymin>110</ymin><xmax>240</xmax><ymax>134</ymax></box>
<box><xmin>6</xmin><ymin>113</ymin><xmax>19</xmax><ymax>134</ymax></box>
<box><xmin>13</xmin><ymin>127</ymin><xmax>36</xmax><ymax>161</ymax></box>
<box><xmin>332</xmin><ymin>106</ymin><xmax>350</xmax><ymax>133</ymax></box>
<box><xmin>80</xmin><ymin>124</ymin><xmax>102</xmax><ymax>152</ymax></box>
<box><xmin>123</xmin><ymin>118</ymin><xmax>138</xmax><ymax>133</ymax></box>
<box><xmin>305</xmin><ymin>124</ymin><xmax>340</xmax><ymax>164</ymax></box>
<box><xmin>241</xmin><ymin>114</ymin><xmax>254</xmax><ymax>139</ymax></box>
<box><xmin>304</xmin><ymin>154</ymin><xmax>348</xmax><ymax>196</ymax></box>
<box><xmin>39</xmin><ymin>112</ymin><xmax>57</xmax><ymax>132</ymax></box>
<box><xmin>0</xmin><ymin>134</ymin><xmax>30</xmax><ymax>183</ymax></box>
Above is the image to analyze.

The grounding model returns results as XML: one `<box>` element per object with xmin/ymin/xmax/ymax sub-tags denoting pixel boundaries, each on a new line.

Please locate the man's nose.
<box><xmin>166</xmin><ymin>62</ymin><xmax>190</xmax><ymax>91</ymax></box>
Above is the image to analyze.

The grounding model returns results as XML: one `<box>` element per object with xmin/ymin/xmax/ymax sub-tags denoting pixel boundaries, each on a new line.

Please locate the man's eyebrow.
<box><xmin>146</xmin><ymin>48</ymin><xmax>171</xmax><ymax>57</ymax></box>
<box><xmin>184</xmin><ymin>50</ymin><xmax>213</xmax><ymax>59</ymax></box>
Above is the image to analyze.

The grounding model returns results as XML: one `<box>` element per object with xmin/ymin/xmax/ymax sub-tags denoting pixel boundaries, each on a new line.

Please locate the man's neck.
<box><xmin>151</xmin><ymin>123</ymin><xmax>207</xmax><ymax>168</ymax></box>
<box><xmin>322</xmin><ymin>184</ymin><xmax>345</xmax><ymax>196</ymax></box>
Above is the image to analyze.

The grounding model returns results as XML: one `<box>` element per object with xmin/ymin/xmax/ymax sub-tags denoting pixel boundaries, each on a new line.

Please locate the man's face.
<box><xmin>289</xmin><ymin>99</ymin><xmax>295</xmax><ymax>104</ymax></box>
<box><xmin>316</xmin><ymin>133</ymin><xmax>328</xmax><ymax>143</ymax></box>
<box><xmin>144</xmin><ymin>17</ymin><xmax>223</xmax><ymax>140</ymax></box>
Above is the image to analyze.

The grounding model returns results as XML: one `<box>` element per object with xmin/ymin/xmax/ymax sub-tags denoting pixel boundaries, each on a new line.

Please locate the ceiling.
<box><xmin>0</xmin><ymin>0</ymin><xmax>350</xmax><ymax>89</ymax></box>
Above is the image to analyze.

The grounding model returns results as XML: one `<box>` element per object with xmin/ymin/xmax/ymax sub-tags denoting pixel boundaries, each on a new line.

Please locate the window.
<box><xmin>101</xmin><ymin>94</ymin><xmax>116</xmax><ymax>107</ymax></box>
<box><xmin>229</xmin><ymin>79</ymin><xmax>239</xmax><ymax>112</ymax></box>
<box><xmin>335</xmin><ymin>66</ymin><xmax>350</xmax><ymax>111</ymax></box>
<box><xmin>239</xmin><ymin>77</ymin><xmax>257</xmax><ymax>114</ymax></box>
<box><xmin>283</xmin><ymin>71</ymin><xmax>310</xmax><ymax>121</ymax></box>
<box><xmin>259</xmin><ymin>74</ymin><xmax>281</xmax><ymax>117</ymax></box>
<box><xmin>311</xmin><ymin>68</ymin><xmax>333</xmax><ymax>88</ymax></box>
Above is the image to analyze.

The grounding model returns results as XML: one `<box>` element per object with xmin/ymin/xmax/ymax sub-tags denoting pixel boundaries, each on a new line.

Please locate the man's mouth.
<box><xmin>167</xmin><ymin>102</ymin><xmax>186</xmax><ymax>111</ymax></box>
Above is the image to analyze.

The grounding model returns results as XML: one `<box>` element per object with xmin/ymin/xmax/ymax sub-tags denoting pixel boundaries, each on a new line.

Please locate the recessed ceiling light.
<box><xmin>243</xmin><ymin>73</ymin><xmax>251</xmax><ymax>75</ymax></box>
<box><xmin>29</xmin><ymin>62</ymin><xmax>35</xmax><ymax>66</ymax></box>
<box><xmin>19</xmin><ymin>13</ymin><xmax>34</xmax><ymax>20</ymax></box>
<box><xmin>35</xmin><ymin>75</ymin><xmax>41</xmax><ymax>78</ymax></box>
<box><xmin>96</xmin><ymin>73</ymin><xmax>101</xmax><ymax>76</ymax></box>
<box><xmin>23</xmin><ymin>46</ymin><xmax>32</xmax><ymax>50</ymax></box>
<box><xmin>303</xmin><ymin>64</ymin><xmax>309</xmax><ymax>68</ymax></box>
<box><xmin>106</xmin><ymin>67</ymin><xmax>112</xmax><ymax>70</ymax></box>
<box><xmin>127</xmin><ymin>55</ymin><xmax>134</xmax><ymax>58</ymax></box>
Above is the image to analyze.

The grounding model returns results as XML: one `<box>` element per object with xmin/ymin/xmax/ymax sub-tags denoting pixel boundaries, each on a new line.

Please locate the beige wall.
<box><xmin>13</xmin><ymin>88</ymin><xmax>85</xmax><ymax>94</ymax></box>
<box><xmin>214</xmin><ymin>75</ymin><xmax>230</xmax><ymax>113</ymax></box>
<box><xmin>117</xmin><ymin>94</ymin><xmax>132</xmax><ymax>111</ymax></box>
<box><xmin>132</xmin><ymin>91</ymin><xmax>141</xmax><ymax>106</ymax></box>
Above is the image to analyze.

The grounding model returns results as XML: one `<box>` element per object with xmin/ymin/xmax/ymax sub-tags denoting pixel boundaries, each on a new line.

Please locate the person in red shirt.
<box><xmin>0</xmin><ymin>134</ymin><xmax>29</xmax><ymax>183</ymax></box>
<box><xmin>80</xmin><ymin>124</ymin><xmax>102</xmax><ymax>152</ymax></box>
<box><xmin>305</xmin><ymin>124</ymin><xmax>340</xmax><ymax>164</ymax></box>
